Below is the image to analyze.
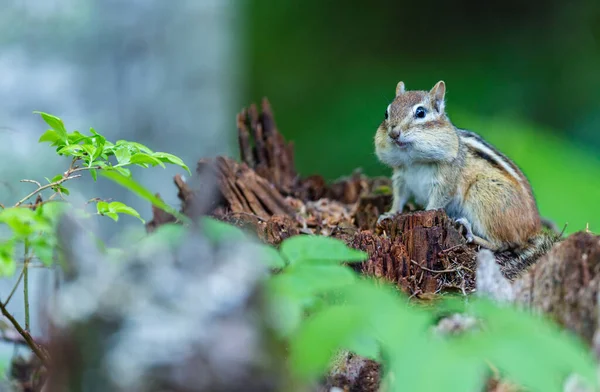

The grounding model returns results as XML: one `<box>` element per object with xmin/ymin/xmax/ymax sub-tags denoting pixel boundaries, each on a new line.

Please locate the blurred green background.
<box><xmin>245</xmin><ymin>0</ymin><xmax>600</xmax><ymax>233</ymax></box>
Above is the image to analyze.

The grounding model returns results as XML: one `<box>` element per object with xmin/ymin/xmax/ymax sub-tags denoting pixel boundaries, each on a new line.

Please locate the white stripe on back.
<box><xmin>460</xmin><ymin>136</ymin><xmax>524</xmax><ymax>187</ymax></box>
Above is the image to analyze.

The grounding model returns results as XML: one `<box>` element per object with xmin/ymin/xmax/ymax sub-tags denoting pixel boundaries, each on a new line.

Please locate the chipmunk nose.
<box><xmin>388</xmin><ymin>130</ymin><xmax>400</xmax><ymax>140</ymax></box>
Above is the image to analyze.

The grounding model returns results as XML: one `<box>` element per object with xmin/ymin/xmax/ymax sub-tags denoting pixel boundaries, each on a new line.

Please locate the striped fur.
<box><xmin>495</xmin><ymin>232</ymin><xmax>560</xmax><ymax>280</ymax></box>
<box><xmin>458</xmin><ymin>129</ymin><xmax>527</xmax><ymax>191</ymax></box>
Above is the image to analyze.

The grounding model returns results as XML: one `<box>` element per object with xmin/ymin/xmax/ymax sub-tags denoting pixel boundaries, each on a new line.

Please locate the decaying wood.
<box><xmin>145</xmin><ymin>193</ymin><xmax>176</xmax><ymax>232</ymax></box>
<box><xmin>318</xmin><ymin>351</ymin><xmax>380</xmax><ymax>392</ymax></box>
<box><xmin>513</xmin><ymin>231</ymin><xmax>600</xmax><ymax>346</ymax></box>
<box><xmin>237</xmin><ymin>98</ymin><xmax>297</xmax><ymax>196</ymax></box>
<box><xmin>145</xmin><ymin>98</ymin><xmax>600</xmax><ymax>392</ymax></box>
<box><xmin>219</xmin><ymin>213</ymin><xmax>300</xmax><ymax>246</ymax></box>
<box><xmin>351</xmin><ymin>210</ymin><xmax>477</xmax><ymax>296</ymax></box>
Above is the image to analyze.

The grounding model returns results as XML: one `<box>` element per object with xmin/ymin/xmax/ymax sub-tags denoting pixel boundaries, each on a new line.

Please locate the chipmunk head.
<box><xmin>375</xmin><ymin>80</ymin><xmax>459</xmax><ymax>166</ymax></box>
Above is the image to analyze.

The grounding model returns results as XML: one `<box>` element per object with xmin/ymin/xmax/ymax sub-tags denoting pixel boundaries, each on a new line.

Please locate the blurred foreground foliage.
<box><xmin>203</xmin><ymin>219</ymin><xmax>598</xmax><ymax>392</ymax></box>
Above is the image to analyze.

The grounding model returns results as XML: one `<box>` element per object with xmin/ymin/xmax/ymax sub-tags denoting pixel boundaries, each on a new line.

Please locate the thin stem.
<box><xmin>23</xmin><ymin>244</ymin><xmax>30</xmax><ymax>332</ymax></box>
<box><xmin>410</xmin><ymin>259</ymin><xmax>460</xmax><ymax>274</ymax></box>
<box><xmin>3</xmin><ymin>265</ymin><xmax>25</xmax><ymax>307</ymax></box>
<box><xmin>14</xmin><ymin>174</ymin><xmax>81</xmax><ymax>207</ymax></box>
<box><xmin>0</xmin><ymin>299</ymin><xmax>48</xmax><ymax>367</ymax></box>
<box><xmin>70</xmin><ymin>166</ymin><xmax>100</xmax><ymax>174</ymax></box>
<box><xmin>20</xmin><ymin>179</ymin><xmax>42</xmax><ymax>188</ymax></box>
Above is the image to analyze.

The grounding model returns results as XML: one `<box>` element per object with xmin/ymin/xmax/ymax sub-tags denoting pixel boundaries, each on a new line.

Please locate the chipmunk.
<box><xmin>375</xmin><ymin>80</ymin><xmax>555</xmax><ymax>271</ymax></box>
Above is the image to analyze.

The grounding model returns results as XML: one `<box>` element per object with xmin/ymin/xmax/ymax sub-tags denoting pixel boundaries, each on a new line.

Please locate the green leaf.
<box><xmin>67</xmin><ymin>131</ymin><xmax>91</xmax><ymax>145</ymax></box>
<box><xmin>290</xmin><ymin>304</ymin><xmax>372</xmax><ymax>378</ymax></box>
<box><xmin>115</xmin><ymin>147</ymin><xmax>132</xmax><ymax>165</ymax></box>
<box><xmin>34</xmin><ymin>112</ymin><xmax>67</xmax><ymax>142</ymax></box>
<box><xmin>108</xmin><ymin>201</ymin><xmax>145</xmax><ymax>223</ymax></box>
<box><xmin>469</xmin><ymin>298</ymin><xmax>598</xmax><ymax>391</ymax></box>
<box><xmin>114</xmin><ymin>167</ymin><xmax>131</xmax><ymax>178</ymax></box>
<box><xmin>37</xmin><ymin>201</ymin><xmax>68</xmax><ymax>223</ymax></box>
<box><xmin>129</xmin><ymin>153</ymin><xmax>164</xmax><ymax>168</ymax></box>
<box><xmin>200</xmin><ymin>217</ymin><xmax>247</xmax><ymax>242</ymax></box>
<box><xmin>57</xmin><ymin>144</ymin><xmax>84</xmax><ymax>156</ymax></box>
<box><xmin>104</xmin><ymin>212</ymin><xmax>119</xmax><ymax>221</ymax></box>
<box><xmin>89</xmin><ymin>127</ymin><xmax>103</xmax><ymax>137</ymax></box>
<box><xmin>280</xmin><ymin>235</ymin><xmax>368</xmax><ymax>265</ymax></box>
<box><xmin>152</xmin><ymin>152</ymin><xmax>191</xmax><ymax>174</ymax></box>
<box><xmin>30</xmin><ymin>237</ymin><xmax>54</xmax><ymax>266</ymax></box>
<box><xmin>0</xmin><ymin>241</ymin><xmax>16</xmax><ymax>276</ymax></box>
<box><xmin>38</xmin><ymin>130</ymin><xmax>60</xmax><ymax>144</ymax></box>
<box><xmin>269</xmin><ymin>264</ymin><xmax>357</xmax><ymax>300</ymax></box>
<box><xmin>90</xmin><ymin>128</ymin><xmax>106</xmax><ymax>160</ymax></box>
<box><xmin>147</xmin><ymin>223</ymin><xmax>187</xmax><ymax>249</ymax></box>
<box><xmin>81</xmin><ymin>144</ymin><xmax>96</xmax><ymax>159</ymax></box>
<box><xmin>265</xmin><ymin>293</ymin><xmax>303</xmax><ymax>337</ymax></box>
<box><xmin>96</xmin><ymin>201</ymin><xmax>109</xmax><ymax>214</ymax></box>
<box><xmin>58</xmin><ymin>186</ymin><xmax>70</xmax><ymax>195</ymax></box>
<box><xmin>90</xmin><ymin>168</ymin><xmax>98</xmax><ymax>181</ymax></box>
<box><xmin>387</xmin><ymin>338</ymin><xmax>486</xmax><ymax>392</ymax></box>
<box><xmin>0</xmin><ymin>208</ymin><xmax>38</xmax><ymax>237</ymax></box>
<box><xmin>345</xmin><ymin>334</ymin><xmax>381</xmax><ymax>360</ymax></box>
<box><xmin>116</xmin><ymin>140</ymin><xmax>154</xmax><ymax>154</ymax></box>
<box><xmin>335</xmin><ymin>280</ymin><xmax>431</xmax><ymax>339</ymax></box>
<box><xmin>99</xmin><ymin>170</ymin><xmax>190</xmax><ymax>224</ymax></box>
<box><xmin>50</xmin><ymin>174</ymin><xmax>63</xmax><ymax>183</ymax></box>
<box><xmin>250</xmin><ymin>242</ymin><xmax>286</xmax><ymax>269</ymax></box>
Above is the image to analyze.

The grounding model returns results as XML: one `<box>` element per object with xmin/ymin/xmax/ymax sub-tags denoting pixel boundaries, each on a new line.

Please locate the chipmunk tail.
<box><xmin>494</xmin><ymin>231</ymin><xmax>561</xmax><ymax>280</ymax></box>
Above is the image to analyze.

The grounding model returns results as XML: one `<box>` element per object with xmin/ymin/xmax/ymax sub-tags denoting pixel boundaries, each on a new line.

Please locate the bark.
<box><xmin>513</xmin><ymin>231</ymin><xmax>600</xmax><ymax>347</ymax></box>
<box><xmin>351</xmin><ymin>210</ymin><xmax>476</xmax><ymax>296</ymax></box>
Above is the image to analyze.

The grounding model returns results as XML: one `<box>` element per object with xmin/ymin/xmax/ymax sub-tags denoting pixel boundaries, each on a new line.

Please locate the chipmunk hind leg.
<box><xmin>454</xmin><ymin>217</ymin><xmax>503</xmax><ymax>251</ymax></box>
<box><xmin>459</xmin><ymin>175</ymin><xmax>535</xmax><ymax>251</ymax></box>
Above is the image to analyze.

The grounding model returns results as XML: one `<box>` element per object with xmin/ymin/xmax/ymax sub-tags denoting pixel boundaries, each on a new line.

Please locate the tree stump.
<box><xmin>513</xmin><ymin>231</ymin><xmax>600</xmax><ymax>347</ymax></box>
<box><xmin>144</xmin><ymin>97</ymin><xmax>600</xmax><ymax>392</ymax></box>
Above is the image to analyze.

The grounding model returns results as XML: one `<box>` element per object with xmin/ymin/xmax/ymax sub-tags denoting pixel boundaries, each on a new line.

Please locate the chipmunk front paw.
<box><xmin>377</xmin><ymin>211</ymin><xmax>397</xmax><ymax>225</ymax></box>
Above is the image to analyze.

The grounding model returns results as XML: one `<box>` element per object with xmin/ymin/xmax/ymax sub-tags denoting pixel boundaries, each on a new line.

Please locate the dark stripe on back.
<box><xmin>457</xmin><ymin>128</ymin><xmax>524</xmax><ymax>176</ymax></box>
<box><xmin>466</xmin><ymin>144</ymin><xmax>504</xmax><ymax>172</ymax></box>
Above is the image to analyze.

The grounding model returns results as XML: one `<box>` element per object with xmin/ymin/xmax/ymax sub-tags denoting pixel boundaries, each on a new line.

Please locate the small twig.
<box><xmin>410</xmin><ymin>259</ymin><xmax>459</xmax><ymax>274</ymax></box>
<box><xmin>408</xmin><ymin>288</ymin><xmax>423</xmax><ymax>300</ymax></box>
<box><xmin>438</xmin><ymin>244</ymin><xmax>463</xmax><ymax>255</ymax></box>
<box><xmin>560</xmin><ymin>222</ymin><xmax>568</xmax><ymax>238</ymax></box>
<box><xmin>20</xmin><ymin>179</ymin><xmax>42</xmax><ymax>188</ymax></box>
<box><xmin>0</xmin><ymin>299</ymin><xmax>49</xmax><ymax>366</ymax></box>
<box><xmin>457</xmin><ymin>269</ymin><xmax>467</xmax><ymax>296</ymax></box>
<box><xmin>3</xmin><ymin>266</ymin><xmax>25</xmax><ymax>307</ymax></box>
<box><xmin>24</xmin><ymin>268</ymin><xmax>30</xmax><ymax>331</ymax></box>
<box><xmin>14</xmin><ymin>174</ymin><xmax>81</xmax><ymax>207</ymax></box>
<box><xmin>23</xmin><ymin>245</ymin><xmax>30</xmax><ymax>332</ymax></box>
<box><xmin>71</xmin><ymin>166</ymin><xmax>100</xmax><ymax>174</ymax></box>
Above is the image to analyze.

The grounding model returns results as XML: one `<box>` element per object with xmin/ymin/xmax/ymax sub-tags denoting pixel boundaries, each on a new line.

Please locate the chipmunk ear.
<box><xmin>396</xmin><ymin>81</ymin><xmax>406</xmax><ymax>95</ymax></box>
<box><xmin>430</xmin><ymin>80</ymin><xmax>446</xmax><ymax>112</ymax></box>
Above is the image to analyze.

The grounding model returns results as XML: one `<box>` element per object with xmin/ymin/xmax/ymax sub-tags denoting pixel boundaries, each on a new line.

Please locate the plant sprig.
<box><xmin>0</xmin><ymin>111</ymin><xmax>191</xmax><ymax>366</ymax></box>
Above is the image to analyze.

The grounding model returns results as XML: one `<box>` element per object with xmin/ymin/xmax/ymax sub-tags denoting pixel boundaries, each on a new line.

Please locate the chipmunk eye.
<box><xmin>415</xmin><ymin>106</ymin><xmax>427</xmax><ymax>119</ymax></box>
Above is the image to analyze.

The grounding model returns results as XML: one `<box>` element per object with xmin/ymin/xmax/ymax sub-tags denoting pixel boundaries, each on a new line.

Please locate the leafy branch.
<box><xmin>0</xmin><ymin>111</ymin><xmax>191</xmax><ymax>370</ymax></box>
